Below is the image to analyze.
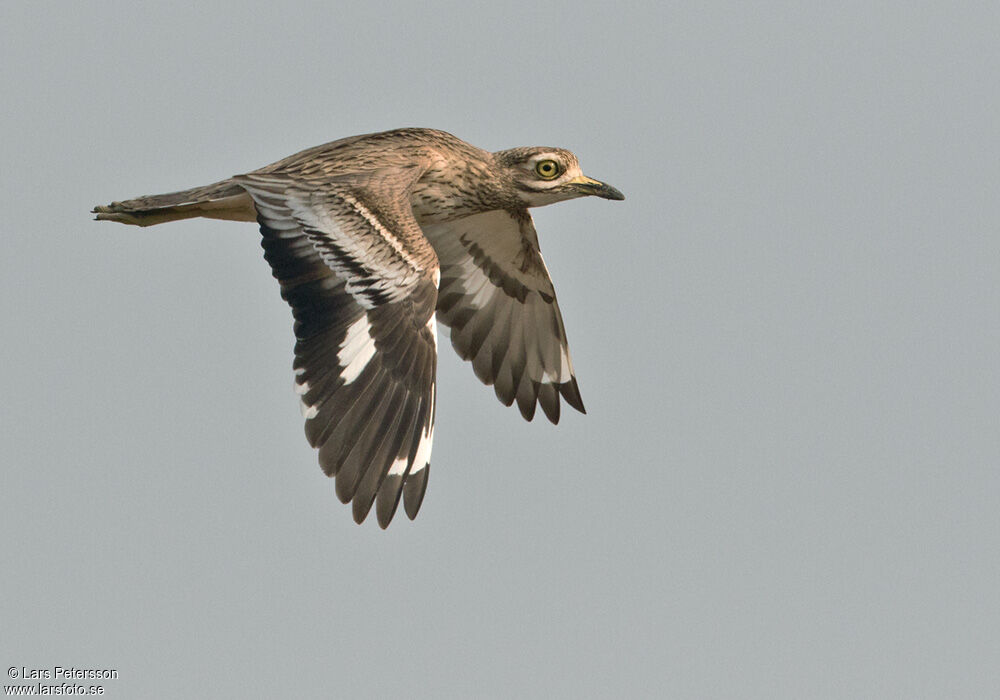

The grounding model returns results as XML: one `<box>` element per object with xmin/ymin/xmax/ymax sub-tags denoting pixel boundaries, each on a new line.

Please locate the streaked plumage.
<box><xmin>93</xmin><ymin>128</ymin><xmax>623</xmax><ymax>527</ymax></box>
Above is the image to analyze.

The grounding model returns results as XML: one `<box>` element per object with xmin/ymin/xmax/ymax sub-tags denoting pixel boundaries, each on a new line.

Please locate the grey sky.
<box><xmin>2</xmin><ymin>2</ymin><xmax>998</xmax><ymax>698</ymax></box>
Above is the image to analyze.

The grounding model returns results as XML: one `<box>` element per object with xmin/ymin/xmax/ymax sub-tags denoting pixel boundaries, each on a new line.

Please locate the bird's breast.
<box><xmin>408</xmin><ymin>162</ymin><xmax>504</xmax><ymax>224</ymax></box>
<box><xmin>409</xmin><ymin>184</ymin><xmax>474</xmax><ymax>224</ymax></box>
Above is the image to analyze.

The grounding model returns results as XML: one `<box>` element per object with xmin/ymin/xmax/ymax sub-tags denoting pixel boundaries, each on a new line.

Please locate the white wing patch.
<box><xmin>300</xmin><ymin>399</ymin><xmax>319</xmax><ymax>420</ymax></box>
<box><xmin>338</xmin><ymin>315</ymin><xmax>377</xmax><ymax>384</ymax></box>
<box><xmin>410</xmin><ymin>422</ymin><xmax>433</xmax><ymax>475</ymax></box>
<box><xmin>238</xmin><ymin>163</ymin><xmax>441</xmax><ymax>526</ymax></box>
<box><xmin>410</xmin><ymin>313</ymin><xmax>438</xmax><ymax>475</ymax></box>
<box><xmin>387</xmin><ymin>456</ymin><xmax>409</xmax><ymax>478</ymax></box>
<box><xmin>457</xmin><ymin>257</ymin><xmax>494</xmax><ymax>309</ymax></box>
<box><xmin>542</xmin><ymin>345</ymin><xmax>573</xmax><ymax>383</ymax></box>
<box><xmin>426</xmin><ymin>312</ymin><xmax>438</xmax><ymax>344</ymax></box>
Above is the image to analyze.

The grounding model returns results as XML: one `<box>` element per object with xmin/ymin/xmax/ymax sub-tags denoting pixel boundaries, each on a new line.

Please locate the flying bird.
<box><xmin>93</xmin><ymin>128</ymin><xmax>624</xmax><ymax>527</ymax></box>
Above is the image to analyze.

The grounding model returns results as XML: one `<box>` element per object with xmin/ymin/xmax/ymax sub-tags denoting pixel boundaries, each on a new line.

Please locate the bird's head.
<box><xmin>493</xmin><ymin>147</ymin><xmax>625</xmax><ymax>208</ymax></box>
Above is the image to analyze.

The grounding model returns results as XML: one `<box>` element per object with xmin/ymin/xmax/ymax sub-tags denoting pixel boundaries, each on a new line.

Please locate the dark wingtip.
<box><xmin>353</xmin><ymin>504</ymin><xmax>374</xmax><ymax>525</ymax></box>
<box><xmin>538</xmin><ymin>384</ymin><xmax>561</xmax><ymax>424</ymax></box>
<box><xmin>376</xmin><ymin>499</ymin><xmax>396</xmax><ymax>528</ymax></box>
<box><xmin>334</xmin><ymin>472</ymin><xmax>355</xmax><ymax>504</ymax></box>
<box><xmin>558</xmin><ymin>379</ymin><xmax>586</xmax><ymax>415</ymax></box>
<box><xmin>403</xmin><ymin>467</ymin><xmax>429</xmax><ymax>520</ymax></box>
<box><xmin>375</xmin><ymin>474</ymin><xmax>406</xmax><ymax>528</ymax></box>
<box><xmin>493</xmin><ymin>383</ymin><xmax>516</xmax><ymax>407</ymax></box>
<box><xmin>516</xmin><ymin>394</ymin><xmax>537</xmax><ymax>421</ymax></box>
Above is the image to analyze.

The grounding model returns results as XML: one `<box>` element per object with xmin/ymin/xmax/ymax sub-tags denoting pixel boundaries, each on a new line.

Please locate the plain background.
<box><xmin>2</xmin><ymin>2</ymin><xmax>998</xmax><ymax>698</ymax></box>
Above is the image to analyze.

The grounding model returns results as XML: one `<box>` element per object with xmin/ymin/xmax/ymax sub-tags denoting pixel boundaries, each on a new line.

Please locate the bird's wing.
<box><xmin>421</xmin><ymin>209</ymin><xmax>584</xmax><ymax>424</ymax></box>
<box><xmin>234</xmin><ymin>167</ymin><xmax>439</xmax><ymax>528</ymax></box>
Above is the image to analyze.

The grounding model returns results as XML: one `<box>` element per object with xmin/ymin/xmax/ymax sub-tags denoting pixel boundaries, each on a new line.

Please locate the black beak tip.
<box><xmin>572</xmin><ymin>178</ymin><xmax>625</xmax><ymax>201</ymax></box>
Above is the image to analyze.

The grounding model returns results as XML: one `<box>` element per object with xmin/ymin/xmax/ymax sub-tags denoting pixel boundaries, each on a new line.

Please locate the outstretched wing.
<box><xmin>234</xmin><ymin>167</ymin><xmax>439</xmax><ymax>528</ymax></box>
<box><xmin>422</xmin><ymin>209</ymin><xmax>584</xmax><ymax>424</ymax></box>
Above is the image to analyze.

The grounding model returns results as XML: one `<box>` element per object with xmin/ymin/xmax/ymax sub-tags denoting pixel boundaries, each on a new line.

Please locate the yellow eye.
<box><xmin>534</xmin><ymin>159</ymin><xmax>560</xmax><ymax>180</ymax></box>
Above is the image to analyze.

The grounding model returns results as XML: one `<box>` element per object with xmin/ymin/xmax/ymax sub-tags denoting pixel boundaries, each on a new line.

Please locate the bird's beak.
<box><xmin>567</xmin><ymin>175</ymin><xmax>625</xmax><ymax>201</ymax></box>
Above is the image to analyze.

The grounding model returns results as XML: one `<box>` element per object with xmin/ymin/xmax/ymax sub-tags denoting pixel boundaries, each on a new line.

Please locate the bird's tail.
<box><xmin>92</xmin><ymin>179</ymin><xmax>256</xmax><ymax>227</ymax></box>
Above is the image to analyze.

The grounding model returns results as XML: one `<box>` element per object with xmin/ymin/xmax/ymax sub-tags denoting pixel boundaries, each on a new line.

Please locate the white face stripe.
<box><xmin>523</xmin><ymin>153</ymin><xmax>584</xmax><ymax>189</ymax></box>
<box><xmin>527</xmin><ymin>152</ymin><xmax>566</xmax><ymax>167</ymax></box>
<box><xmin>338</xmin><ymin>315</ymin><xmax>377</xmax><ymax>384</ymax></box>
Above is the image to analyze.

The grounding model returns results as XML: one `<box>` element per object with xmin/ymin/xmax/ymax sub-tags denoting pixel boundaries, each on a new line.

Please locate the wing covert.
<box><xmin>235</xmin><ymin>168</ymin><xmax>439</xmax><ymax>527</ymax></box>
<box><xmin>422</xmin><ymin>209</ymin><xmax>584</xmax><ymax>423</ymax></box>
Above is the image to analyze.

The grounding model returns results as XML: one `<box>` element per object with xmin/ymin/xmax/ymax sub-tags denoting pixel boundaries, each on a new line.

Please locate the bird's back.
<box><xmin>93</xmin><ymin>128</ymin><xmax>497</xmax><ymax>227</ymax></box>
